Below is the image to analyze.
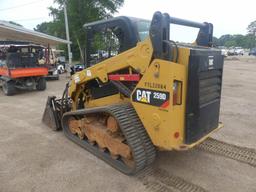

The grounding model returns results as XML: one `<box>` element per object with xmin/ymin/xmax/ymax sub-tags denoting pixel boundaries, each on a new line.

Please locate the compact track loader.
<box><xmin>42</xmin><ymin>12</ymin><xmax>224</xmax><ymax>175</ymax></box>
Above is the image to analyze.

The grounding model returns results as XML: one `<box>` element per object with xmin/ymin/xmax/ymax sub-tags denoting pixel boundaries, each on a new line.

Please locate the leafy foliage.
<box><xmin>247</xmin><ymin>20</ymin><xmax>256</xmax><ymax>34</ymax></box>
<box><xmin>213</xmin><ymin>21</ymin><xmax>256</xmax><ymax>48</ymax></box>
<box><xmin>214</xmin><ymin>34</ymin><xmax>256</xmax><ymax>48</ymax></box>
<box><xmin>34</xmin><ymin>0</ymin><xmax>124</xmax><ymax>60</ymax></box>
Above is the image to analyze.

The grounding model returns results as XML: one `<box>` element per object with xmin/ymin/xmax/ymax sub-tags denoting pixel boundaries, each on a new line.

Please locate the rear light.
<box><xmin>174</xmin><ymin>132</ymin><xmax>180</xmax><ymax>139</ymax></box>
<box><xmin>173</xmin><ymin>80</ymin><xmax>182</xmax><ymax>105</ymax></box>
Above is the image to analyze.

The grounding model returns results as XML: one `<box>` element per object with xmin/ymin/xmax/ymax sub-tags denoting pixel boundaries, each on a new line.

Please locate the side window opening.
<box><xmin>89</xmin><ymin>27</ymin><xmax>122</xmax><ymax>66</ymax></box>
<box><xmin>136</xmin><ymin>20</ymin><xmax>151</xmax><ymax>41</ymax></box>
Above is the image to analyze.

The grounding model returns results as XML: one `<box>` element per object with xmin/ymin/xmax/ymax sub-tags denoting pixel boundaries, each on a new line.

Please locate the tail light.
<box><xmin>173</xmin><ymin>80</ymin><xmax>182</xmax><ymax>105</ymax></box>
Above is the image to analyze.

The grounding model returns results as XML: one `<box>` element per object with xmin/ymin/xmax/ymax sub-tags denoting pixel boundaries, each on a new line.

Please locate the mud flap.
<box><xmin>42</xmin><ymin>96</ymin><xmax>62</xmax><ymax>131</ymax></box>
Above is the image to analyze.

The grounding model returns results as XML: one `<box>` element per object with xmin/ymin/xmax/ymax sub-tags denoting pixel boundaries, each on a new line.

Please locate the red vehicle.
<box><xmin>0</xmin><ymin>41</ymin><xmax>48</xmax><ymax>95</ymax></box>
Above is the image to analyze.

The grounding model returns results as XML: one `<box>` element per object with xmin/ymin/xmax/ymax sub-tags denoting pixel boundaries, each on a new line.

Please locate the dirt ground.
<box><xmin>0</xmin><ymin>56</ymin><xmax>255</xmax><ymax>192</ymax></box>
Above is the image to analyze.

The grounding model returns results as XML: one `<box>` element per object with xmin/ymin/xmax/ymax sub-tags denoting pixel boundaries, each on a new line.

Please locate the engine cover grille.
<box><xmin>185</xmin><ymin>49</ymin><xmax>224</xmax><ymax>144</ymax></box>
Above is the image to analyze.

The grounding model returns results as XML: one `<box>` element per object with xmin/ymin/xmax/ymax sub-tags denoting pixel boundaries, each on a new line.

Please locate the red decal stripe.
<box><xmin>108</xmin><ymin>74</ymin><xmax>140</xmax><ymax>81</ymax></box>
<box><xmin>161</xmin><ymin>100</ymin><xmax>169</xmax><ymax>108</ymax></box>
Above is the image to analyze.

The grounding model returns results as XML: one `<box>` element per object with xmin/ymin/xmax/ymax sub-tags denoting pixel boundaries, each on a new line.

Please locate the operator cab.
<box><xmin>84</xmin><ymin>17</ymin><xmax>151</xmax><ymax>66</ymax></box>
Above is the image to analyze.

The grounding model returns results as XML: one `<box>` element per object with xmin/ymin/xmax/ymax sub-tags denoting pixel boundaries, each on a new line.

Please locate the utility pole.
<box><xmin>64</xmin><ymin>1</ymin><xmax>72</xmax><ymax>65</ymax></box>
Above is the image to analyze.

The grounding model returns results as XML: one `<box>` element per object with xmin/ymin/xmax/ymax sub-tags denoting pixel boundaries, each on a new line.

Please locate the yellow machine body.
<box><xmin>68</xmin><ymin>38</ymin><xmax>222</xmax><ymax>151</ymax></box>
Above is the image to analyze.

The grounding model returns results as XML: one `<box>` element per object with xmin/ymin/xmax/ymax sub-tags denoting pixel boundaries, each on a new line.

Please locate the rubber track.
<box><xmin>197</xmin><ymin>137</ymin><xmax>256</xmax><ymax>167</ymax></box>
<box><xmin>121</xmin><ymin>104</ymin><xmax>156</xmax><ymax>165</ymax></box>
<box><xmin>137</xmin><ymin>168</ymin><xmax>207</xmax><ymax>192</ymax></box>
<box><xmin>62</xmin><ymin>103</ymin><xmax>156</xmax><ymax>175</ymax></box>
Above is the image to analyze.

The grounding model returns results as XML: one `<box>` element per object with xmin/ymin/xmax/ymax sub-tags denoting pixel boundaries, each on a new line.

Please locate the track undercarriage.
<box><xmin>43</xmin><ymin>101</ymin><xmax>156</xmax><ymax>175</ymax></box>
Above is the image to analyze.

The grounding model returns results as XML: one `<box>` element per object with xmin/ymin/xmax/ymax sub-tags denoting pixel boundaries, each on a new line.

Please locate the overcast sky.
<box><xmin>0</xmin><ymin>0</ymin><xmax>255</xmax><ymax>42</ymax></box>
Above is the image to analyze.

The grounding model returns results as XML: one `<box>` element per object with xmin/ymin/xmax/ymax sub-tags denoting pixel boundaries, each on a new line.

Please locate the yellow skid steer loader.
<box><xmin>42</xmin><ymin>11</ymin><xmax>224</xmax><ymax>175</ymax></box>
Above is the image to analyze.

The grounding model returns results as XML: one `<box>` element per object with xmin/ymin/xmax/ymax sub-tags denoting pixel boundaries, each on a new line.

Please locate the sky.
<box><xmin>0</xmin><ymin>0</ymin><xmax>53</xmax><ymax>27</ymax></box>
<box><xmin>0</xmin><ymin>0</ymin><xmax>255</xmax><ymax>42</ymax></box>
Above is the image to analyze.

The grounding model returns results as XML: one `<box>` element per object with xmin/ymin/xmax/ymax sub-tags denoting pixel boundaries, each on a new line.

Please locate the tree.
<box><xmin>247</xmin><ymin>21</ymin><xmax>256</xmax><ymax>35</ymax></box>
<box><xmin>35</xmin><ymin>0</ymin><xmax>124</xmax><ymax>61</ymax></box>
<box><xmin>247</xmin><ymin>21</ymin><xmax>256</xmax><ymax>48</ymax></box>
<box><xmin>212</xmin><ymin>36</ymin><xmax>219</xmax><ymax>46</ymax></box>
<box><xmin>224</xmin><ymin>40</ymin><xmax>237</xmax><ymax>47</ymax></box>
<box><xmin>218</xmin><ymin>34</ymin><xmax>231</xmax><ymax>46</ymax></box>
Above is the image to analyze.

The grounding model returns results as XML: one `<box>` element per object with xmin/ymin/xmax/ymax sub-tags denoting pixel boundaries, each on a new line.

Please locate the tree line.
<box><xmin>213</xmin><ymin>21</ymin><xmax>256</xmax><ymax>48</ymax></box>
<box><xmin>213</xmin><ymin>34</ymin><xmax>256</xmax><ymax>48</ymax></box>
